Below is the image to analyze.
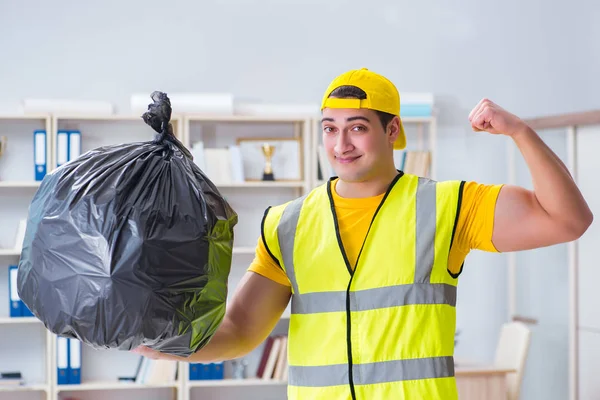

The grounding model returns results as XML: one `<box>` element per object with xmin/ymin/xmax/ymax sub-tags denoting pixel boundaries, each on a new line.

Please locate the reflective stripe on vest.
<box><xmin>288</xmin><ymin>356</ymin><xmax>455</xmax><ymax>387</ymax></box>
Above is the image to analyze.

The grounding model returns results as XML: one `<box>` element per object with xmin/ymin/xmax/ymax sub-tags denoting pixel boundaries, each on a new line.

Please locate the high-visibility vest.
<box><xmin>262</xmin><ymin>173</ymin><xmax>464</xmax><ymax>399</ymax></box>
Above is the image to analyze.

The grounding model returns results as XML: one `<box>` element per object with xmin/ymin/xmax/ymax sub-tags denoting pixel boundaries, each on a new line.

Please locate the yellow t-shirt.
<box><xmin>248</xmin><ymin>179</ymin><xmax>503</xmax><ymax>287</ymax></box>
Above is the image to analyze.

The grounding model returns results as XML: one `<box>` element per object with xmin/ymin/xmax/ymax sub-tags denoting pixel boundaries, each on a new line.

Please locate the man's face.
<box><xmin>321</xmin><ymin>107</ymin><xmax>397</xmax><ymax>183</ymax></box>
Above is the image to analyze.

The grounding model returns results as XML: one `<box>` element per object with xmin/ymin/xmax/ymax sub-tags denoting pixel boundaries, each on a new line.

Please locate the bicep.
<box><xmin>492</xmin><ymin>184</ymin><xmax>571</xmax><ymax>252</ymax></box>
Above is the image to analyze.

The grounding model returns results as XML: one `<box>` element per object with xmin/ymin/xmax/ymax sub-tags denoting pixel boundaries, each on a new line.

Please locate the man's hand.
<box><xmin>131</xmin><ymin>345</ymin><xmax>162</xmax><ymax>360</ymax></box>
<box><xmin>468</xmin><ymin>98</ymin><xmax>528</xmax><ymax>137</ymax></box>
<box><xmin>130</xmin><ymin>345</ymin><xmax>187</xmax><ymax>362</ymax></box>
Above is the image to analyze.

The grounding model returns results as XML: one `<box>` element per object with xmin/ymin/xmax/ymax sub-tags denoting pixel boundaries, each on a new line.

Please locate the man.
<box><xmin>133</xmin><ymin>68</ymin><xmax>593</xmax><ymax>399</ymax></box>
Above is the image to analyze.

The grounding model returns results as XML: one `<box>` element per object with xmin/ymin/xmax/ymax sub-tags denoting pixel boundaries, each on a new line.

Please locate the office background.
<box><xmin>1</xmin><ymin>0</ymin><xmax>599</xmax><ymax>399</ymax></box>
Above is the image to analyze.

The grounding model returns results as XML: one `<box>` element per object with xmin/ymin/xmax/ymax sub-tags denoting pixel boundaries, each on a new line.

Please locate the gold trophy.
<box><xmin>261</xmin><ymin>143</ymin><xmax>275</xmax><ymax>181</ymax></box>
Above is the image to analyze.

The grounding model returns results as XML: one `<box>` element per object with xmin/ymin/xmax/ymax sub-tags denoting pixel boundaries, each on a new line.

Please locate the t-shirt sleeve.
<box><xmin>247</xmin><ymin>236</ymin><xmax>291</xmax><ymax>287</ymax></box>
<box><xmin>453</xmin><ymin>181</ymin><xmax>504</xmax><ymax>253</ymax></box>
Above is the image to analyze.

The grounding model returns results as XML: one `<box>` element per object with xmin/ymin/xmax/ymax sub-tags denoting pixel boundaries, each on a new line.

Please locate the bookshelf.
<box><xmin>0</xmin><ymin>114</ymin><xmax>52</xmax><ymax>400</ymax></box>
<box><xmin>0</xmin><ymin>110</ymin><xmax>435</xmax><ymax>400</ymax></box>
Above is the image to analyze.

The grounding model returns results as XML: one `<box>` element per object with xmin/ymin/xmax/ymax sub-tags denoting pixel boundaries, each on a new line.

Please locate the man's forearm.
<box><xmin>512</xmin><ymin>125</ymin><xmax>593</xmax><ymax>234</ymax></box>
<box><xmin>185</xmin><ymin>318</ymin><xmax>253</xmax><ymax>363</ymax></box>
<box><xmin>135</xmin><ymin>317</ymin><xmax>253</xmax><ymax>363</ymax></box>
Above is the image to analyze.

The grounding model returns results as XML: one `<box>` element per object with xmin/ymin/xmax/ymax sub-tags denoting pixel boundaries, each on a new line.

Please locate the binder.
<box><xmin>56</xmin><ymin>130</ymin><xmax>69</xmax><ymax>168</ymax></box>
<box><xmin>199</xmin><ymin>363</ymin><xmax>211</xmax><ymax>380</ymax></box>
<box><xmin>68</xmin><ymin>338</ymin><xmax>81</xmax><ymax>384</ymax></box>
<box><xmin>21</xmin><ymin>302</ymin><xmax>34</xmax><ymax>318</ymax></box>
<box><xmin>68</xmin><ymin>130</ymin><xmax>81</xmax><ymax>161</ymax></box>
<box><xmin>189</xmin><ymin>363</ymin><xmax>199</xmax><ymax>380</ymax></box>
<box><xmin>8</xmin><ymin>266</ymin><xmax>20</xmax><ymax>317</ymax></box>
<box><xmin>56</xmin><ymin>337</ymin><xmax>69</xmax><ymax>385</ymax></box>
<box><xmin>33</xmin><ymin>130</ymin><xmax>47</xmax><ymax>181</ymax></box>
<box><xmin>211</xmin><ymin>362</ymin><xmax>224</xmax><ymax>379</ymax></box>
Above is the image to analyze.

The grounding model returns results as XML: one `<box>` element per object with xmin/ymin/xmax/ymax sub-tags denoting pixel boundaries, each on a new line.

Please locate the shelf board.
<box><xmin>56</xmin><ymin>381</ymin><xmax>179</xmax><ymax>392</ymax></box>
<box><xmin>0</xmin><ymin>383</ymin><xmax>49</xmax><ymax>392</ymax></box>
<box><xmin>0</xmin><ymin>180</ymin><xmax>41</xmax><ymax>188</ymax></box>
<box><xmin>0</xmin><ymin>114</ymin><xmax>50</xmax><ymax>121</ymax></box>
<box><xmin>216</xmin><ymin>181</ymin><xmax>306</xmax><ymax>188</ymax></box>
<box><xmin>0</xmin><ymin>249</ymin><xmax>20</xmax><ymax>257</ymax></box>
<box><xmin>0</xmin><ymin>317</ymin><xmax>40</xmax><ymax>325</ymax></box>
<box><xmin>188</xmin><ymin>378</ymin><xmax>286</xmax><ymax>387</ymax></box>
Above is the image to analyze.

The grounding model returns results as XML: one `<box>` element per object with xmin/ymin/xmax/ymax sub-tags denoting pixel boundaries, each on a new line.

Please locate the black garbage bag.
<box><xmin>17</xmin><ymin>91</ymin><xmax>238</xmax><ymax>357</ymax></box>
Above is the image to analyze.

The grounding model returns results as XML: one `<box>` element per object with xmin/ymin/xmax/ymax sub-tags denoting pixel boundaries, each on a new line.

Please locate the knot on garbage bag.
<box><xmin>143</xmin><ymin>91</ymin><xmax>174</xmax><ymax>145</ymax></box>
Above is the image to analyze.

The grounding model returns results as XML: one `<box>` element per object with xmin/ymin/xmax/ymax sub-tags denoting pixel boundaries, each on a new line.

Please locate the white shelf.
<box><xmin>0</xmin><ymin>317</ymin><xmax>40</xmax><ymax>325</ymax></box>
<box><xmin>0</xmin><ymin>181</ymin><xmax>41</xmax><ymax>188</ymax></box>
<box><xmin>0</xmin><ymin>249</ymin><xmax>20</xmax><ymax>257</ymax></box>
<box><xmin>188</xmin><ymin>379</ymin><xmax>286</xmax><ymax>387</ymax></box>
<box><xmin>215</xmin><ymin>181</ymin><xmax>306</xmax><ymax>188</ymax></box>
<box><xmin>0</xmin><ymin>383</ymin><xmax>49</xmax><ymax>392</ymax></box>
<box><xmin>0</xmin><ymin>114</ymin><xmax>50</xmax><ymax>121</ymax></box>
<box><xmin>56</xmin><ymin>381</ymin><xmax>179</xmax><ymax>392</ymax></box>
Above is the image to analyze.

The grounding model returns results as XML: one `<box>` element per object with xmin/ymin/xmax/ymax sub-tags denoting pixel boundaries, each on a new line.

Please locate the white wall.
<box><xmin>1</xmin><ymin>1</ymin><xmax>599</xmax><ymax>399</ymax></box>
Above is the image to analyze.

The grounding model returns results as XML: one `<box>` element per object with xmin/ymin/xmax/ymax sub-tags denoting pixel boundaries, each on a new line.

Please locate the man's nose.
<box><xmin>334</xmin><ymin>132</ymin><xmax>353</xmax><ymax>154</ymax></box>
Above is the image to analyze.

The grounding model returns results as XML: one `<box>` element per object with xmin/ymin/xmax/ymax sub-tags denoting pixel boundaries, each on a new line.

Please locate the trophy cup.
<box><xmin>261</xmin><ymin>143</ymin><xmax>275</xmax><ymax>181</ymax></box>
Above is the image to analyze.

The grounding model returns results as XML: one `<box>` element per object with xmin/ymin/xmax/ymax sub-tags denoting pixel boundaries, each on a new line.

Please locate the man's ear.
<box><xmin>387</xmin><ymin>116</ymin><xmax>401</xmax><ymax>146</ymax></box>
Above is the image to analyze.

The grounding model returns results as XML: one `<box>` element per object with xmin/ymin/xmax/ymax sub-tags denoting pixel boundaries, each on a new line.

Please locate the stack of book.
<box><xmin>400</xmin><ymin>93</ymin><xmax>434</xmax><ymax>117</ymax></box>
<box><xmin>256</xmin><ymin>335</ymin><xmax>288</xmax><ymax>381</ymax></box>
<box><xmin>188</xmin><ymin>362</ymin><xmax>224</xmax><ymax>380</ymax></box>
<box><xmin>394</xmin><ymin>150</ymin><xmax>431</xmax><ymax>177</ymax></box>
<box><xmin>0</xmin><ymin>372</ymin><xmax>24</xmax><ymax>386</ymax></box>
<box><xmin>129</xmin><ymin>357</ymin><xmax>178</xmax><ymax>384</ymax></box>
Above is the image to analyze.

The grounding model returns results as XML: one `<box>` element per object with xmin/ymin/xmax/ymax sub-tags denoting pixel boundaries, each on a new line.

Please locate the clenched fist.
<box><xmin>468</xmin><ymin>98</ymin><xmax>529</xmax><ymax>137</ymax></box>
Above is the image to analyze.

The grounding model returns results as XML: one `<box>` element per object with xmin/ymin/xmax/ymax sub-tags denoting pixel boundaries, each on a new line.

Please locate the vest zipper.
<box><xmin>326</xmin><ymin>173</ymin><xmax>403</xmax><ymax>399</ymax></box>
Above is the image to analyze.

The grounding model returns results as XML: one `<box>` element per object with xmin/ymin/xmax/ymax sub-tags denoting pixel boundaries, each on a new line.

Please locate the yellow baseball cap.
<box><xmin>320</xmin><ymin>68</ymin><xmax>406</xmax><ymax>150</ymax></box>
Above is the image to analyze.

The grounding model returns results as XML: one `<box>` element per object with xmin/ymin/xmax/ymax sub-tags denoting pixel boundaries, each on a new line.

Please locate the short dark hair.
<box><xmin>327</xmin><ymin>85</ymin><xmax>396</xmax><ymax>130</ymax></box>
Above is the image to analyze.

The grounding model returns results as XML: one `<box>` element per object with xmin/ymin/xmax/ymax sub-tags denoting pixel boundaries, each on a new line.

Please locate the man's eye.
<box><xmin>323</xmin><ymin>126</ymin><xmax>335</xmax><ymax>133</ymax></box>
<box><xmin>352</xmin><ymin>125</ymin><xmax>366</xmax><ymax>131</ymax></box>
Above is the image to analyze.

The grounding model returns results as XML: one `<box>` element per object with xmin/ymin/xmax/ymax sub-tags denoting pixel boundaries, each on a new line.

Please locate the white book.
<box><xmin>135</xmin><ymin>358</ymin><xmax>151</xmax><ymax>384</ymax></box>
<box><xmin>13</xmin><ymin>219</ymin><xmax>27</xmax><ymax>251</ymax></box>
<box><xmin>273</xmin><ymin>336</ymin><xmax>288</xmax><ymax>380</ymax></box>
<box><xmin>145</xmin><ymin>360</ymin><xmax>178</xmax><ymax>384</ymax></box>
<box><xmin>262</xmin><ymin>337</ymin><xmax>282</xmax><ymax>380</ymax></box>
<box><xmin>203</xmin><ymin>148</ymin><xmax>232</xmax><ymax>184</ymax></box>
<box><xmin>191</xmin><ymin>141</ymin><xmax>206</xmax><ymax>172</ymax></box>
<box><xmin>228</xmin><ymin>145</ymin><xmax>245</xmax><ymax>183</ymax></box>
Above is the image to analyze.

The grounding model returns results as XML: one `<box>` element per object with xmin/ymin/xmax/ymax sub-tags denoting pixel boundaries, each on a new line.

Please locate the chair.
<box><xmin>493</xmin><ymin>321</ymin><xmax>532</xmax><ymax>400</ymax></box>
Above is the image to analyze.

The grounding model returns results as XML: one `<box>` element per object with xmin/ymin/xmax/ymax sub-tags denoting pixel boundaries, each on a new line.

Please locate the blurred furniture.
<box><xmin>456</xmin><ymin>365</ymin><xmax>515</xmax><ymax>400</ymax></box>
<box><xmin>494</xmin><ymin>321</ymin><xmax>532</xmax><ymax>400</ymax></box>
<box><xmin>455</xmin><ymin>321</ymin><xmax>531</xmax><ymax>400</ymax></box>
